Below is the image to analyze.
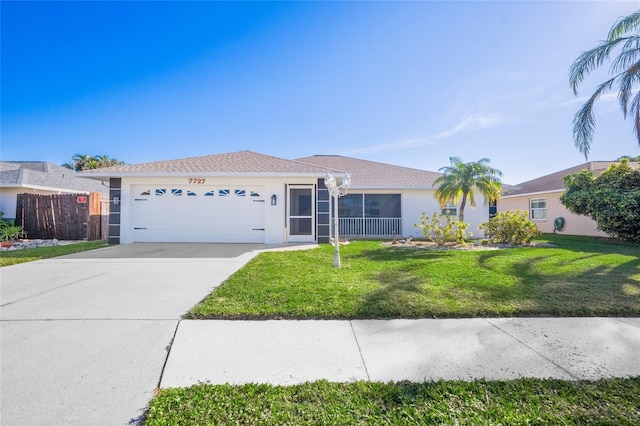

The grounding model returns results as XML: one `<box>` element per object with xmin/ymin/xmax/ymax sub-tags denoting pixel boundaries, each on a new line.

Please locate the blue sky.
<box><xmin>2</xmin><ymin>1</ymin><xmax>639</xmax><ymax>184</ymax></box>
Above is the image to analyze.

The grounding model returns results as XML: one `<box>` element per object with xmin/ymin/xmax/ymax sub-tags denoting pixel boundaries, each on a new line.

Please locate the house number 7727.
<box><xmin>188</xmin><ymin>179</ymin><xmax>206</xmax><ymax>184</ymax></box>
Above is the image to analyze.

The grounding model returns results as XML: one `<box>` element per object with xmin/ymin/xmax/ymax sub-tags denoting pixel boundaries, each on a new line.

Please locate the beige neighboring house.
<box><xmin>499</xmin><ymin>161</ymin><xmax>640</xmax><ymax>237</ymax></box>
<box><xmin>0</xmin><ymin>161</ymin><xmax>108</xmax><ymax>221</ymax></box>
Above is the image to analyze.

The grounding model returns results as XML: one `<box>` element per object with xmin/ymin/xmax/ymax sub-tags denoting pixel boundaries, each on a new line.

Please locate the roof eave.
<box><xmin>80</xmin><ymin>171</ymin><xmax>334</xmax><ymax>179</ymax></box>
<box><xmin>501</xmin><ymin>188</ymin><xmax>565</xmax><ymax>198</ymax></box>
<box><xmin>0</xmin><ymin>183</ymin><xmax>103</xmax><ymax>193</ymax></box>
<box><xmin>349</xmin><ymin>185</ymin><xmax>437</xmax><ymax>190</ymax></box>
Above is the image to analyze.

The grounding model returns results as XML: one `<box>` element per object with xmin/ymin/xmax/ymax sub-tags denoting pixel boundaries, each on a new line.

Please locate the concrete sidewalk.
<box><xmin>161</xmin><ymin>317</ymin><xmax>640</xmax><ymax>388</ymax></box>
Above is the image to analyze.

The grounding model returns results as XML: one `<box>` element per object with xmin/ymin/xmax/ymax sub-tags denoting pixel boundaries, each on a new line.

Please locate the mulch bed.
<box><xmin>382</xmin><ymin>239</ymin><xmax>557</xmax><ymax>251</ymax></box>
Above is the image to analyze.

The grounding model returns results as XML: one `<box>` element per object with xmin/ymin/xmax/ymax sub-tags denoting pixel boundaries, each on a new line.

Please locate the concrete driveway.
<box><xmin>0</xmin><ymin>243</ymin><xmax>263</xmax><ymax>426</ymax></box>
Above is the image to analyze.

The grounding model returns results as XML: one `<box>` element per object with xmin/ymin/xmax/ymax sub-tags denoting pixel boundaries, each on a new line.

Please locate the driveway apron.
<box><xmin>0</xmin><ymin>243</ymin><xmax>261</xmax><ymax>426</ymax></box>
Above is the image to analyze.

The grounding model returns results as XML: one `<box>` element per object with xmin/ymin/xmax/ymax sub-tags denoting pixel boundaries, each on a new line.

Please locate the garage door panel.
<box><xmin>130</xmin><ymin>185</ymin><xmax>265</xmax><ymax>243</ymax></box>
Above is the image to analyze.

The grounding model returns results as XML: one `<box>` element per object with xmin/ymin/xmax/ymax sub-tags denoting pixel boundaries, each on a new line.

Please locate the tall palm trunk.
<box><xmin>459</xmin><ymin>191</ymin><xmax>468</xmax><ymax>222</ymax></box>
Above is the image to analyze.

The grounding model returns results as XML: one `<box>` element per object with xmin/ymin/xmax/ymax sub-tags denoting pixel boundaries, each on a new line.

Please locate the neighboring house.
<box><xmin>82</xmin><ymin>150</ymin><xmax>493</xmax><ymax>245</ymax></box>
<box><xmin>499</xmin><ymin>161</ymin><xmax>640</xmax><ymax>237</ymax></box>
<box><xmin>0</xmin><ymin>161</ymin><xmax>109</xmax><ymax>221</ymax></box>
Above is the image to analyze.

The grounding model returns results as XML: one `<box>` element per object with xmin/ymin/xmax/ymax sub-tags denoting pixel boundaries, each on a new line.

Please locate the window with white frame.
<box><xmin>530</xmin><ymin>198</ymin><xmax>547</xmax><ymax>220</ymax></box>
<box><xmin>441</xmin><ymin>202</ymin><xmax>457</xmax><ymax>216</ymax></box>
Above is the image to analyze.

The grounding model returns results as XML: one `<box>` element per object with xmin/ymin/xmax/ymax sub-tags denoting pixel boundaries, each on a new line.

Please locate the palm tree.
<box><xmin>62</xmin><ymin>154</ymin><xmax>95</xmax><ymax>171</ymax></box>
<box><xmin>433</xmin><ymin>157</ymin><xmax>503</xmax><ymax>222</ymax></box>
<box><xmin>62</xmin><ymin>154</ymin><xmax>125</xmax><ymax>171</ymax></box>
<box><xmin>93</xmin><ymin>154</ymin><xmax>125</xmax><ymax>168</ymax></box>
<box><xmin>570</xmin><ymin>9</ymin><xmax>640</xmax><ymax>160</ymax></box>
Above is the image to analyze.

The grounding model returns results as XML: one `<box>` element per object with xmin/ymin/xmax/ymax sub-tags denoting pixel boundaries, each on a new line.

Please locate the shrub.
<box><xmin>414</xmin><ymin>212</ymin><xmax>470</xmax><ymax>245</ymax></box>
<box><xmin>479</xmin><ymin>210</ymin><xmax>541</xmax><ymax>245</ymax></box>
<box><xmin>560</xmin><ymin>160</ymin><xmax>640</xmax><ymax>242</ymax></box>
<box><xmin>0</xmin><ymin>211</ymin><xmax>24</xmax><ymax>242</ymax></box>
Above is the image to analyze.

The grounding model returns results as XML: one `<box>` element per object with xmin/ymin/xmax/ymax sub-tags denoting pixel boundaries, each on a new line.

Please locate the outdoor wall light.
<box><xmin>271</xmin><ymin>194</ymin><xmax>277</xmax><ymax>206</ymax></box>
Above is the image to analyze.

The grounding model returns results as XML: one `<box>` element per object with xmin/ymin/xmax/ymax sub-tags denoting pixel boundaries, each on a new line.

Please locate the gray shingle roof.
<box><xmin>0</xmin><ymin>162</ymin><xmax>108</xmax><ymax>194</ymax></box>
<box><xmin>81</xmin><ymin>150</ymin><xmax>343</xmax><ymax>176</ymax></box>
<box><xmin>502</xmin><ymin>161</ymin><xmax>640</xmax><ymax>196</ymax></box>
<box><xmin>79</xmin><ymin>150</ymin><xmax>442</xmax><ymax>188</ymax></box>
<box><xmin>295</xmin><ymin>155</ymin><xmax>442</xmax><ymax>188</ymax></box>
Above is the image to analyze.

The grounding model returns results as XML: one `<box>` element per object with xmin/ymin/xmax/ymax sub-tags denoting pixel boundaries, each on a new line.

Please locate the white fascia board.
<box><xmin>79</xmin><ymin>175</ymin><xmax>110</xmax><ymax>181</ymax></box>
<box><xmin>501</xmin><ymin>189</ymin><xmax>565</xmax><ymax>199</ymax></box>
<box><xmin>349</xmin><ymin>186</ymin><xmax>436</xmax><ymax>190</ymax></box>
<box><xmin>79</xmin><ymin>172</ymin><xmax>328</xmax><ymax>179</ymax></box>
<box><xmin>0</xmin><ymin>184</ymin><xmax>92</xmax><ymax>193</ymax></box>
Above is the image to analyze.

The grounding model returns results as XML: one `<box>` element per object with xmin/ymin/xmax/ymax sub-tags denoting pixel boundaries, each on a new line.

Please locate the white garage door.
<box><xmin>130</xmin><ymin>185</ymin><xmax>266</xmax><ymax>243</ymax></box>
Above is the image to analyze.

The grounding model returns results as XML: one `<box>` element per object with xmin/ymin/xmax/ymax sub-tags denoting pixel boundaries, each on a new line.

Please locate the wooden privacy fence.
<box><xmin>15</xmin><ymin>192</ymin><xmax>109</xmax><ymax>240</ymax></box>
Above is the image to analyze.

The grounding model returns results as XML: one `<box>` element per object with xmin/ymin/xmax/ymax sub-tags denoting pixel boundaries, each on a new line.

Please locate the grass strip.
<box><xmin>188</xmin><ymin>234</ymin><xmax>640</xmax><ymax>319</ymax></box>
<box><xmin>146</xmin><ymin>377</ymin><xmax>640</xmax><ymax>425</ymax></box>
<box><xmin>0</xmin><ymin>240</ymin><xmax>108</xmax><ymax>267</ymax></box>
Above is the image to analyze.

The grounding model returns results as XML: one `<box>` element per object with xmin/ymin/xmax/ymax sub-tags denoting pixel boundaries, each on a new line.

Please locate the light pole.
<box><xmin>324</xmin><ymin>172</ymin><xmax>351</xmax><ymax>267</ymax></box>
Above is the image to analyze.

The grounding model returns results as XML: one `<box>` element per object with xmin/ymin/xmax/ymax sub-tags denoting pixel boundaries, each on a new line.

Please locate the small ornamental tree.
<box><xmin>560</xmin><ymin>160</ymin><xmax>640</xmax><ymax>242</ymax></box>
<box><xmin>414</xmin><ymin>212</ymin><xmax>470</xmax><ymax>245</ymax></box>
<box><xmin>433</xmin><ymin>157</ymin><xmax>503</xmax><ymax>222</ymax></box>
<box><xmin>479</xmin><ymin>210</ymin><xmax>541</xmax><ymax>245</ymax></box>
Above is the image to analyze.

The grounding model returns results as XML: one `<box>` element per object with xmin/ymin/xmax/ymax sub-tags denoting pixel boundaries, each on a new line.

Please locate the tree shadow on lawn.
<box><xmin>352</xmin><ymin>246</ymin><xmax>457</xmax><ymax>263</ymax></box>
<box><xmin>473</xmin><ymin>250</ymin><xmax>640</xmax><ymax>316</ymax></box>
<box><xmin>351</xmin><ymin>246</ymin><xmax>640</xmax><ymax>318</ymax></box>
<box><xmin>351</xmin><ymin>247</ymin><xmax>463</xmax><ymax>318</ymax></box>
<box><xmin>543</xmin><ymin>234</ymin><xmax>640</xmax><ymax>256</ymax></box>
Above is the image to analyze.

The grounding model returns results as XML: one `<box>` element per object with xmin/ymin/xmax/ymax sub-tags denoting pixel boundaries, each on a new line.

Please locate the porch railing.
<box><xmin>338</xmin><ymin>217</ymin><xmax>402</xmax><ymax>237</ymax></box>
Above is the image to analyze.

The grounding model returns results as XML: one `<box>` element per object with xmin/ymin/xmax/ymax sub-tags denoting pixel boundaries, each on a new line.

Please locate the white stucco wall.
<box><xmin>353</xmin><ymin>188</ymin><xmax>490</xmax><ymax>239</ymax></box>
<box><xmin>0</xmin><ymin>188</ymin><xmax>22</xmax><ymax>220</ymax></box>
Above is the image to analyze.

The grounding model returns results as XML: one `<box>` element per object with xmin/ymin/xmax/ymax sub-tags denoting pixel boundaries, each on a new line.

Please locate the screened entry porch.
<box><xmin>336</xmin><ymin>193</ymin><xmax>402</xmax><ymax>237</ymax></box>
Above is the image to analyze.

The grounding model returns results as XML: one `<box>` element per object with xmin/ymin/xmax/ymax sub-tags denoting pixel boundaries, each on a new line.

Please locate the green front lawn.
<box><xmin>0</xmin><ymin>240</ymin><xmax>108</xmax><ymax>267</ymax></box>
<box><xmin>146</xmin><ymin>378</ymin><xmax>640</xmax><ymax>425</ymax></box>
<box><xmin>188</xmin><ymin>234</ymin><xmax>640</xmax><ymax>318</ymax></box>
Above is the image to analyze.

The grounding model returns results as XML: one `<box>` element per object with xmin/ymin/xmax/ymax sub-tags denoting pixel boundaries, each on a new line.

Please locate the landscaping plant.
<box><xmin>561</xmin><ymin>159</ymin><xmax>640</xmax><ymax>242</ymax></box>
<box><xmin>479</xmin><ymin>210</ymin><xmax>541</xmax><ymax>245</ymax></box>
<box><xmin>413</xmin><ymin>211</ymin><xmax>470</xmax><ymax>245</ymax></box>
<box><xmin>0</xmin><ymin>212</ymin><xmax>24</xmax><ymax>242</ymax></box>
<box><xmin>433</xmin><ymin>157</ymin><xmax>502</xmax><ymax>222</ymax></box>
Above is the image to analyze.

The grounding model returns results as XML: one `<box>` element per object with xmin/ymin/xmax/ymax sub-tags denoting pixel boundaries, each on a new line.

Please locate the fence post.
<box><xmin>89</xmin><ymin>192</ymin><xmax>101</xmax><ymax>240</ymax></box>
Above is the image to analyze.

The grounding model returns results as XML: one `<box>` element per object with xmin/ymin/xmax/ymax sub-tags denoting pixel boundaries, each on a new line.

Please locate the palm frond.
<box><xmin>570</xmin><ymin>39</ymin><xmax>625</xmax><ymax>95</ymax></box>
<box><xmin>573</xmin><ymin>77</ymin><xmax>617</xmax><ymax>160</ymax></box>
<box><xmin>474</xmin><ymin>178</ymin><xmax>502</xmax><ymax>205</ymax></box>
<box><xmin>467</xmin><ymin>190</ymin><xmax>476</xmax><ymax>208</ymax></box>
<box><xmin>608</xmin><ymin>10</ymin><xmax>640</xmax><ymax>40</ymax></box>
<box><xmin>434</xmin><ymin>184</ymin><xmax>461</xmax><ymax>207</ymax></box>
<box><xmin>631</xmin><ymin>91</ymin><xmax>640</xmax><ymax>145</ymax></box>
<box><xmin>618</xmin><ymin>61</ymin><xmax>640</xmax><ymax>116</ymax></box>
<box><xmin>609</xmin><ymin>37</ymin><xmax>640</xmax><ymax>74</ymax></box>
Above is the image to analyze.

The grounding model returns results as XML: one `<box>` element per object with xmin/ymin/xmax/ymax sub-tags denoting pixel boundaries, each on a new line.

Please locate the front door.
<box><xmin>288</xmin><ymin>185</ymin><xmax>315</xmax><ymax>242</ymax></box>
